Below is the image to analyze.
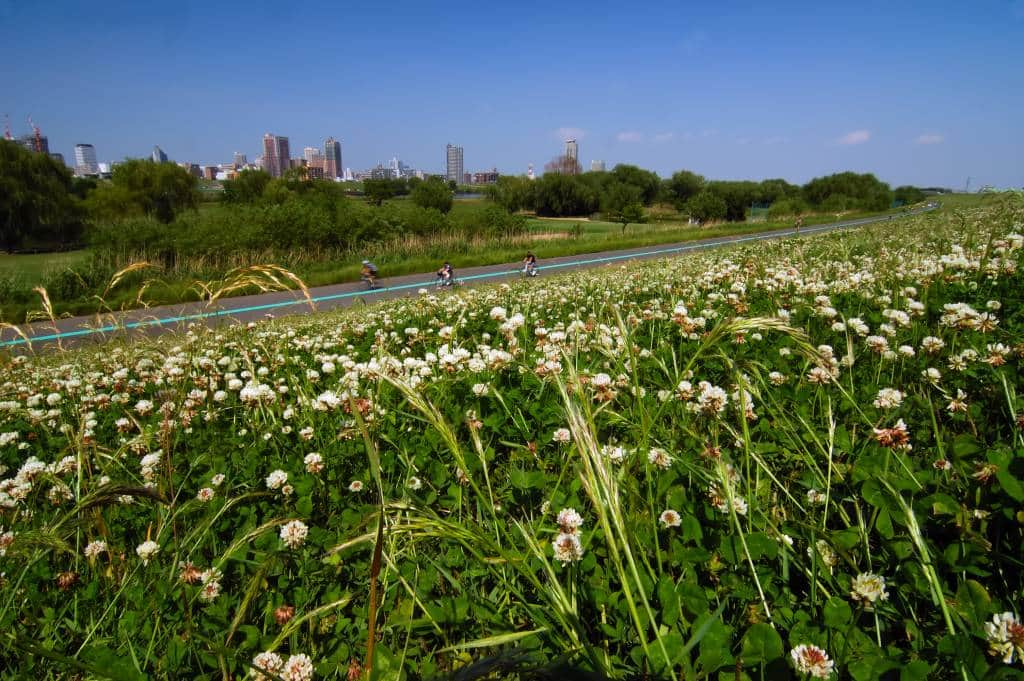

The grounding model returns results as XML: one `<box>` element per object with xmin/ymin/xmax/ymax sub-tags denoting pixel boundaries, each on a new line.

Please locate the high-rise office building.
<box><xmin>303</xmin><ymin>147</ymin><xmax>320</xmax><ymax>164</ymax></box>
<box><xmin>446</xmin><ymin>143</ymin><xmax>464</xmax><ymax>184</ymax></box>
<box><xmin>324</xmin><ymin>137</ymin><xmax>342</xmax><ymax>178</ymax></box>
<box><xmin>74</xmin><ymin>143</ymin><xmax>99</xmax><ymax>176</ymax></box>
<box><xmin>564</xmin><ymin>138</ymin><xmax>579</xmax><ymax>165</ymax></box>
<box><xmin>233</xmin><ymin>152</ymin><xmax>248</xmax><ymax>169</ymax></box>
<box><xmin>50</xmin><ymin>152</ymin><xmax>65</xmax><ymax>165</ymax></box>
<box><xmin>262</xmin><ymin>133</ymin><xmax>290</xmax><ymax>177</ymax></box>
<box><xmin>152</xmin><ymin>145</ymin><xmax>168</xmax><ymax>163</ymax></box>
<box><xmin>591</xmin><ymin>160</ymin><xmax>606</xmax><ymax>172</ymax></box>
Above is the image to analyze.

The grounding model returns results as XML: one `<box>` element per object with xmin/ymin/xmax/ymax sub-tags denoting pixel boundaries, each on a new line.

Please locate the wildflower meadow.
<box><xmin>1</xmin><ymin>196</ymin><xmax>1023</xmax><ymax>680</ymax></box>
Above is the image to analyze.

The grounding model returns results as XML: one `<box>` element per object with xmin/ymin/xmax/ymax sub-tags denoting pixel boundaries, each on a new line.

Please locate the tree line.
<box><xmin>488</xmin><ymin>167</ymin><xmax>927</xmax><ymax>223</ymax></box>
<box><xmin>2</xmin><ymin>136</ymin><xmax>930</xmax><ymax>257</ymax></box>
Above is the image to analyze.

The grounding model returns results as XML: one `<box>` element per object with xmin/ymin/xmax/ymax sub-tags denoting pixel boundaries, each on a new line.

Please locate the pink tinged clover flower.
<box><xmin>790</xmin><ymin>644</ymin><xmax>834</xmax><ymax>678</ymax></box>
<box><xmin>985</xmin><ymin>611</ymin><xmax>1024</xmax><ymax>664</ymax></box>
<box><xmin>279</xmin><ymin>520</ymin><xmax>309</xmax><ymax>549</ymax></box>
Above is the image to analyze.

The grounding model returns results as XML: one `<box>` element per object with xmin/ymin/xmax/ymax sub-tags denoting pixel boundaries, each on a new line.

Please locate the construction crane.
<box><xmin>27</xmin><ymin>115</ymin><xmax>43</xmax><ymax>152</ymax></box>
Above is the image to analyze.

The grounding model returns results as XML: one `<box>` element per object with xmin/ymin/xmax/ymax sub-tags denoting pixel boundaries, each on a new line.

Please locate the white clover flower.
<box><xmin>211</xmin><ymin>473</ymin><xmax>226</xmax><ymax>487</ymax></box>
<box><xmin>199</xmin><ymin>579</ymin><xmax>221</xmax><ymax>602</ymax></box>
<box><xmin>790</xmin><ymin>644</ymin><xmax>834</xmax><ymax>679</ymax></box>
<box><xmin>279</xmin><ymin>520</ymin><xmax>308</xmax><ymax>549</ymax></box>
<box><xmin>196</xmin><ymin>487</ymin><xmax>215</xmax><ymax>502</ymax></box>
<box><xmin>556</xmin><ymin>508</ymin><xmax>583</xmax><ymax>532</ymax></box>
<box><xmin>282</xmin><ymin>653</ymin><xmax>315</xmax><ymax>681</ymax></box>
<box><xmin>659</xmin><ymin>509</ymin><xmax>681</xmax><ymax>527</ymax></box>
<box><xmin>806</xmin><ymin>489</ymin><xmax>826</xmax><ymax>504</ymax></box>
<box><xmin>873</xmin><ymin>388</ymin><xmax>904</xmax><ymax>409</ymax></box>
<box><xmin>135</xmin><ymin>540</ymin><xmax>160</xmax><ymax>565</ymax></box>
<box><xmin>647</xmin><ymin>447</ymin><xmax>672</xmax><ymax>469</ymax></box>
<box><xmin>601</xmin><ymin>444</ymin><xmax>628</xmax><ymax>463</ymax></box>
<box><xmin>407</xmin><ymin>476</ymin><xmax>422</xmax><ymax>490</ymax></box>
<box><xmin>84</xmin><ymin>540</ymin><xmax>107</xmax><ymax>558</ymax></box>
<box><xmin>348</xmin><ymin>480</ymin><xmax>364</xmax><ymax>492</ymax></box>
<box><xmin>265</xmin><ymin>470</ymin><xmax>288</xmax><ymax>490</ymax></box>
<box><xmin>850</xmin><ymin>572</ymin><xmax>889</xmax><ymax>609</ymax></box>
<box><xmin>252</xmin><ymin>651</ymin><xmax>284</xmax><ymax>680</ymax></box>
<box><xmin>552</xmin><ymin>428</ymin><xmax>571</xmax><ymax>443</ymax></box>
<box><xmin>985</xmin><ymin>611</ymin><xmax>1024</xmax><ymax>664</ymax></box>
<box><xmin>552</xmin><ymin>532</ymin><xmax>584</xmax><ymax>565</ymax></box>
<box><xmin>471</xmin><ymin>383</ymin><xmax>489</xmax><ymax>397</ymax></box>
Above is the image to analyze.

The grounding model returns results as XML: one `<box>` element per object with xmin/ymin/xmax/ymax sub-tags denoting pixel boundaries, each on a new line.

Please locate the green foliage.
<box><xmin>532</xmin><ymin>173</ymin><xmax>599</xmax><ymax>217</ymax></box>
<box><xmin>410</xmin><ymin>177</ymin><xmax>454</xmax><ymax>213</ymax></box>
<box><xmin>0</xmin><ymin>139</ymin><xmax>84</xmax><ymax>251</ymax></box>
<box><xmin>222</xmin><ymin>169</ymin><xmax>271</xmax><ymax>204</ymax></box>
<box><xmin>363</xmin><ymin>178</ymin><xmax>409</xmax><ymax>206</ymax></box>
<box><xmin>85</xmin><ymin>158</ymin><xmax>198</xmax><ymax>223</ymax></box>
<box><xmin>803</xmin><ymin>171</ymin><xmax>893</xmax><ymax>211</ymax></box>
<box><xmin>768</xmin><ymin>197</ymin><xmax>809</xmax><ymax>219</ymax></box>
<box><xmin>685</xmin><ymin>189</ymin><xmax>728</xmax><ymax>223</ymax></box>
<box><xmin>894</xmin><ymin>185</ymin><xmax>927</xmax><ymax>206</ymax></box>
<box><xmin>486</xmin><ymin>176</ymin><xmax>535</xmax><ymax>213</ymax></box>
<box><xmin>664</xmin><ymin>170</ymin><xmax>706</xmax><ymax>208</ymax></box>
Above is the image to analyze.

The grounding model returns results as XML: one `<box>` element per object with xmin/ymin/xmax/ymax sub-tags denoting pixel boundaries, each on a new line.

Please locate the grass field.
<box><xmin>0</xmin><ymin>250</ymin><xmax>91</xmax><ymax>285</ymax></box>
<box><xmin>1</xmin><ymin>197</ymin><xmax>1022</xmax><ymax>678</ymax></box>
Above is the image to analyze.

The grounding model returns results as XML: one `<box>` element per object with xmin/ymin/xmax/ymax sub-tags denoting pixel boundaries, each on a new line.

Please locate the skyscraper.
<box><xmin>74</xmin><ymin>143</ymin><xmax>98</xmax><ymax>176</ymax></box>
<box><xmin>324</xmin><ymin>137</ymin><xmax>342</xmax><ymax>179</ymax></box>
<box><xmin>564</xmin><ymin>139</ymin><xmax>579</xmax><ymax>166</ymax></box>
<box><xmin>591</xmin><ymin>160</ymin><xmax>606</xmax><ymax>172</ymax></box>
<box><xmin>262</xmin><ymin>133</ymin><xmax>290</xmax><ymax>177</ymax></box>
<box><xmin>152</xmin><ymin>145</ymin><xmax>168</xmax><ymax>163</ymax></box>
<box><xmin>233</xmin><ymin>152</ymin><xmax>248</xmax><ymax>169</ymax></box>
<box><xmin>446</xmin><ymin>143</ymin><xmax>464</xmax><ymax>184</ymax></box>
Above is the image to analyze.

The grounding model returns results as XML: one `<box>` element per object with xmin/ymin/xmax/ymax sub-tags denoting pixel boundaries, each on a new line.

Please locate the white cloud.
<box><xmin>616</xmin><ymin>131</ymin><xmax>644</xmax><ymax>143</ymax></box>
<box><xmin>652</xmin><ymin>132</ymin><xmax>675</xmax><ymax>143</ymax></box>
<box><xmin>555</xmin><ymin>127</ymin><xmax>585</xmax><ymax>141</ymax></box>
<box><xmin>915</xmin><ymin>134</ymin><xmax>944</xmax><ymax>145</ymax></box>
<box><xmin>763</xmin><ymin>135</ymin><xmax>789</xmax><ymax>145</ymax></box>
<box><xmin>837</xmin><ymin>129</ymin><xmax>871</xmax><ymax>145</ymax></box>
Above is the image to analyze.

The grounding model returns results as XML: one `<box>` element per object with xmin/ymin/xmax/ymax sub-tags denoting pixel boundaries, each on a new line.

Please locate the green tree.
<box><xmin>602</xmin><ymin>182</ymin><xmax>646</xmax><ymax>232</ymax></box>
<box><xmin>85</xmin><ymin>159</ymin><xmax>198</xmax><ymax>223</ymax></box>
<box><xmin>802</xmin><ymin>172</ymin><xmax>893</xmax><ymax>211</ymax></box>
<box><xmin>487</xmin><ymin>176</ymin><xmax>535</xmax><ymax>213</ymax></box>
<box><xmin>685</xmin><ymin>189</ymin><xmax>728</xmax><ymax>224</ymax></box>
<box><xmin>0</xmin><ymin>139</ymin><xmax>83</xmax><ymax>251</ymax></box>
<box><xmin>894</xmin><ymin>185</ymin><xmax>926</xmax><ymax>206</ymax></box>
<box><xmin>363</xmin><ymin>179</ymin><xmax>396</xmax><ymax>206</ymax></box>
<box><xmin>665</xmin><ymin>170</ymin><xmax>705</xmax><ymax>208</ymax></box>
<box><xmin>533</xmin><ymin>174</ymin><xmax>599</xmax><ymax>217</ymax></box>
<box><xmin>410</xmin><ymin>177</ymin><xmax>454</xmax><ymax>213</ymax></box>
<box><xmin>222</xmin><ymin>169</ymin><xmax>271</xmax><ymax>204</ymax></box>
<box><xmin>608</xmin><ymin>164</ymin><xmax>661</xmax><ymax>205</ymax></box>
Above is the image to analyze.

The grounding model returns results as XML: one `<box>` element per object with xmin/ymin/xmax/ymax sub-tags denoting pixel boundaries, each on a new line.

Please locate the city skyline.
<box><xmin>2</xmin><ymin>2</ymin><xmax>1021</xmax><ymax>187</ymax></box>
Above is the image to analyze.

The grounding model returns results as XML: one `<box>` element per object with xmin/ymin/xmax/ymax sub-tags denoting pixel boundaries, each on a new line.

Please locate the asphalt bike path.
<box><xmin>0</xmin><ymin>206</ymin><xmax>935</xmax><ymax>351</ymax></box>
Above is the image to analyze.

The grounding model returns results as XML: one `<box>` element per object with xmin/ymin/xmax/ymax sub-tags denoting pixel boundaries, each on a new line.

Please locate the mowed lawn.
<box><xmin>0</xmin><ymin>250</ymin><xmax>91</xmax><ymax>284</ymax></box>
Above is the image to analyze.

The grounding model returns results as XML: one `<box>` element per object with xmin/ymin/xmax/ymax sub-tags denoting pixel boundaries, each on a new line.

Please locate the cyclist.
<box><xmin>360</xmin><ymin>260</ymin><xmax>379</xmax><ymax>289</ymax></box>
<box><xmin>522</xmin><ymin>252</ymin><xmax>538</xmax><ymax>277</ymax></box>
<box><xmin>436</xmin><ymin>262</ymin><xmax>454</xmax><ymax>287</ymax></box>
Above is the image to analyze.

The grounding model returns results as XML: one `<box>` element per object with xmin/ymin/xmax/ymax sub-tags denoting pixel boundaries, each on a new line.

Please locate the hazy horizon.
<box><xmin>2</xmin><ymin>0</ymin><xmax>1022</xmax><ymax>188</ymax></box>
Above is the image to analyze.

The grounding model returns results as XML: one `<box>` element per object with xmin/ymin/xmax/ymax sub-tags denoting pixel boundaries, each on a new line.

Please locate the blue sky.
<box><xmin>2</xmin><ymin>0</ymin><xmax>1021</xmax><ymax>188</ymax></box>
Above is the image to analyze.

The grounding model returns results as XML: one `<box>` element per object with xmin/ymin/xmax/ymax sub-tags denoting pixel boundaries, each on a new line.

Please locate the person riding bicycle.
<box><xmin>360</xmin><ymin>260</ymin><xmax>378</xmax><ymax>289</ymax></box>
<box><xmin>522</xmin><ymin>252</ymin><xmax>538</xmax><ymax>277</ymax></box>
<box><xmin>436</xmin><ymin>262</ymin><xmax>454</xmax><ymax>287</ymax></box>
